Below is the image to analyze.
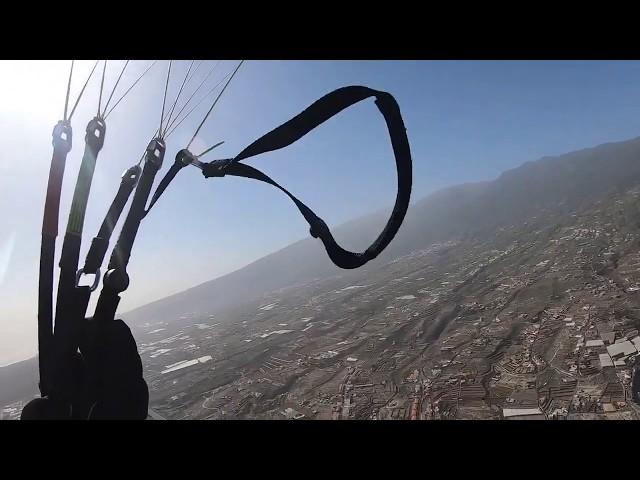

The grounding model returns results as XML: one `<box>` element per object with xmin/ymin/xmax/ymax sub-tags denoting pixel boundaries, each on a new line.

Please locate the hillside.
<box><xmin>123</xmin><ymin>136</ymin><xmax>640</xmax><ymax>327</ymax></box>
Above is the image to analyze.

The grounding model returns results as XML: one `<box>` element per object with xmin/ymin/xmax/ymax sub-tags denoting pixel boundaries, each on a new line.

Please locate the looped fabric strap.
<box><xmin>202</xmin><ymin>85</ymin><xmax>412</xmax><ymax>269</ymax></box>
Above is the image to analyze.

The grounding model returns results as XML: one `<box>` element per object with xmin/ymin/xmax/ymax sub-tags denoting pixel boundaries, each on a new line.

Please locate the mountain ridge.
<box><xmin>121</xmin><ymin>134</ymin><xmax>640</xmax><ymax>326</ymax></box>
<box><xmin>5</xmin><ymin>133</ymin><xmax>640</xmax><ymax>408</ymax></box>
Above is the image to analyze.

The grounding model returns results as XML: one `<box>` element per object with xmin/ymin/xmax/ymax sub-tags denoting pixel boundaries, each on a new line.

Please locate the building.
<box><xmin>283</xmin><ymin>408</ymin><xmax>305</xmax><ymax>420</ymax></box>
<box><xmin>607</xmin><ymin>341</ymin><xmax>637</xmax><ymax>360</ymax></box>
<box><xmin>502</xmin><ymin>408</ymin><xmax>546</xmax><ymax>420</ymax></box>
<box><xmin>601</xmin><ymin>332</ymin><xmax>616</xmax><ymax>345</ymax></box>
<box><xmin>599</xmin><ymin>353</ymin><xmax>614</xmax><ymax>368</ymax></box>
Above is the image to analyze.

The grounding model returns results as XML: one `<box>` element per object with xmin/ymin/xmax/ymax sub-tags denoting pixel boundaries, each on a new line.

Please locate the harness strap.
<box><xmin>68</xmin><ymin>165</ymin><xmax>142</xmax><ymax>341</ymax></box>
<box><xmin>82</xmin><ymin>165</ymin><xmax>141</xmax><ymax>276</ymax></box>
<box><xmin>202</xmin><ymin>85</ymin><xmax>412</xmax><ymax>269</ymax></box>
<box><xmin>52</xmin><ymin>117</ymin><xmax>106</xmax><ymax>400</ymax></box>
<box><xmin>93</xmin><ymin>139</ymin><xmax>166</xmax><ymax>323</ymax></box>
<box><xmin>38</xmin><ymin>121</ymin><xmax>72</xmax><ymax>396</ymax></box>
<box><xmin>149</xmin><ymin>86</ymin><xmax>412</xmax><ymax>269</ymax></box>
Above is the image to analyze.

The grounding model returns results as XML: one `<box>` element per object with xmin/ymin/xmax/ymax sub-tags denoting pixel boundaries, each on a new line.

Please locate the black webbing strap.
<box><xmin>70</xmin><ymin>164</ymin><xmax>142</xmax><ymax>337</ymax></box>
<box><xmin>202</xmin><ymin>85</ymin><xmax>412</xmax><ymax>269</ymax></box>
<box><xmin>146</xmin><ymin>86</ymin><xmax>411</xmax><ymax>269</ymax></box>
<box><xmin>144</xmin><ymin>161</ymin><xmax>183</xmax><ymax>215</ymax></box>
<box><xmin>52</xmin><ymin>117</ymin><xmax>106</xmax><ymax>400</ymax></box>
<box><xmin>93</xmin><ymin>139</ymin><xmax>166</xmax><ymax>323</ymax></box>
<box><xmin>38</xmin><ymin>120</ymin><xmax>73</xmax><ymax>396</ymax></box>
<box><xmin>82</xmin><ymin>165</ymin><xmax>142</xmax><ymax>275</ymax></box>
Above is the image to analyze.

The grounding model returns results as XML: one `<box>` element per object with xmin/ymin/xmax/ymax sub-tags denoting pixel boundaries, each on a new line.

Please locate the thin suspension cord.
<box><xmin>189</xmin><ymin>60</ymin><xmax>204</xmax><ymax>83</ymax></box>
<box><xmin>68</xmin><ymin>60</ymin><xmax>100</xmax><ymax>122</ymax></box>
<box><xmin>187</xmin><ymin>60</ymin><xmax>244</xmax><ymax>150</ymax></box>
<box><xmin>162</xmin><ymin>60</ymin><xmax>195</xmax><ymax>138</ymax></box>
<box><xmin>102</xmin><ymin>60</ymin><xmax>130</xmax><ymax>116</ymax></box>
<box><xmin>165</xmin><ymin>70</ymin><xmax>231</xmax><ymax>140</ymax></box>
<box><xmin>163</xmin><ymin>61</ymin><xmax>218</xmax><ymax>136</ymax></box>
<box><xmin>163</xmin><ymin>60</ymin><xmax>219</xmax><ymax>135</ymax></box>
<box><xmin>159</xmin><ymin>60</ymin><xmax>173</xmax><ymax>137</ymax></box>
<box><xmin>104</xmin><ymin>60</ymin><xmax>158</xmax><ymax>120</ymax></box>
<box><xmin>197</xmin><ymin>141</ymin><xmax>225</xmax><ymax>158</ymax></box>
<box><xmin>63</xmin><ymin>61</ymin><xmax>74</xmax><ymax>121</ymax></box>
<box><xmin>97</xmin><ymin>60</ymin><xmax>107</xmax><ymax>116</ymax></box>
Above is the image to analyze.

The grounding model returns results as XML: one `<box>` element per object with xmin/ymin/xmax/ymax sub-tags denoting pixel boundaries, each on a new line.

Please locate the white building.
<box><xmin>503</xmin><ymin>408</ymin><xmax>545</xmax><ymax>420</ymax></box>
<box><xmin>599</xmin><ymin>353</ymin><xmax>614</xmax><ymax>368</ymax></box>
<box><xmin>607</xmin><ymin>341</ymin><xmax>637</xmax><ymax>360</ymax></box>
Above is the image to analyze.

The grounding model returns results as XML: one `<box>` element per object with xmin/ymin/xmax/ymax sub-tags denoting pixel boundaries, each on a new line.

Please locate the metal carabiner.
<box><xmin>75</xmin><ymin>267</ymin><xmax>101</xmax><ymax>292</ymax></box>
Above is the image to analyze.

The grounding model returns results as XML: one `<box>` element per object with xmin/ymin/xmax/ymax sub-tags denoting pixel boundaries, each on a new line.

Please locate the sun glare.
<box><xmin>0</xmin><ymin>60</ymin><xmax>95</xmax><ymax>125</ymax></box>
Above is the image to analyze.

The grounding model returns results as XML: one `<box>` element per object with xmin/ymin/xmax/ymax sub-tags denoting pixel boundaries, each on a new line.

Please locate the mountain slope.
<box><xmin>123</xmin><ymin>135</ymin><xmax>640</xmax><ymax>325</ymax></box>
<box><xmin>0</xmin><ymin>356</ymin><xmax>38</xmax><ymax>407</ymax></box>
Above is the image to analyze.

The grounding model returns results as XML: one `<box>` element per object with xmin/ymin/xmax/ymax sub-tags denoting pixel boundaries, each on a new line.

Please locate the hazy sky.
<box><xmin>3</xmin><ymin>60</ymin><xmax>640</xmax><ymax>366</ymax></box>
